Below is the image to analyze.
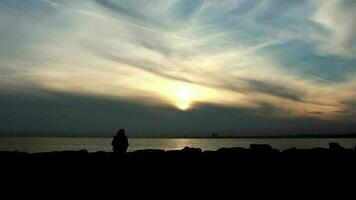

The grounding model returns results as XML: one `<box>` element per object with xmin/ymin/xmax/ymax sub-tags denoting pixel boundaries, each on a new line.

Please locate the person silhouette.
<box><xmin>112</xmin><ymin>129</ymin><xmax>129</xmax><ymax>153</ymax></box>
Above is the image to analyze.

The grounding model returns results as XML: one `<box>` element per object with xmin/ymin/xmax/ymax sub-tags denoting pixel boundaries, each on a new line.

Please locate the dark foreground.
<box><xmin>2</xmin><ymin>142</ymin><xmax>356</xmax><ymax>171</ymax></box>
<box><xmin>1</xmin><ymin>142</ymin><xmax>356</xmax><ymax>193</ymax></box>
<box><xmin>1</xmin><ymin>143</ymin><xmax>354</xmax><ymax>196</ymax></box>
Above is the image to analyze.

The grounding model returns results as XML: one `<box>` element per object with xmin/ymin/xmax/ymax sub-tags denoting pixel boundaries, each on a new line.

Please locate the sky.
<box><xmin>1</xmin><ymin>0</ymin><xmax>356</xmax><ymax>137</ymax></box>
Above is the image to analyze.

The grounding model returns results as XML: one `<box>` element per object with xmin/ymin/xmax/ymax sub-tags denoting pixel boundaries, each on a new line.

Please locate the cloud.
<box><xmin>243</xmin><ymin>79</ymin><xmax>304</xmax><ymax>102</ymax></box>
<box><xmin>311</xmin><ymin>0</ymin><xmax>356</xmax><ymax>58</ymax></box>
<box><xmin>1</xmin><ymin>89</ymin><xmax>356</xmax><ymax>136</ymax></box>
<box><xmin>1</xmin><ymin>0</ymin><xmax>356</xmax><ymax>123</ymax></box>
<box><xmin>171</xmin><ymin>0</ymin><xmax>205</xmax><ymax>20</ymax></box>
<box><xmin>40</xmin><ymin>0</ymin><xmax>59</xmax><ymax>7</ymax></box>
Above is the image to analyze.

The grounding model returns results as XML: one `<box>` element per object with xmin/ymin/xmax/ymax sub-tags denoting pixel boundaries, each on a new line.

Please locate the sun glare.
<box><xmin>176</xmin><ymin>86</ymin><xmax>193</xmax><ymax>110</ymax></box>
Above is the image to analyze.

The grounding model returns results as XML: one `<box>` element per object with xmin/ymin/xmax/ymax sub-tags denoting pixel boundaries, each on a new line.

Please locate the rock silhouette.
<box><xmin>2</xmin><ymin>143</ymin><xmax>355</xmax><ymax>171</ymax></box>
<box><xmin>111</xmin><ymin>129</ymin><xmax>129</xmax><ymax>153</ymax></box>
<box><xmin>1</xmin><ymin>141</ymin><xmax>356</xmax><ymax>189</ymax></box>
<box><xmin>2</xmin><ymin>144</ymin><xmax>354</xmax><ymax>192</ymax></box>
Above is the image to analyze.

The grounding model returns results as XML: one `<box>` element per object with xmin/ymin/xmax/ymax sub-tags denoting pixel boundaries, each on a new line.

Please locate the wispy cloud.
<box><xmin>311</xmin><ymin>0</ymin><xmax>356</xmax><ymax>58</ymax></box>
<box><xmin>1</xmin><ymin>0</ymin><xmax>356</xmax><ymax>121</ymax></box>
<box><xmin>40</xmin><ymin>0</ymin><xmax>60</xmax><ymax>7</ymax></box>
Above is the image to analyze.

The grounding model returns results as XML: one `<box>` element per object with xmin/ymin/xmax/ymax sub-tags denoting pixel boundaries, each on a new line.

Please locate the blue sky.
<box><xmin>0</xmin><ymin>0</ymin><xmax>356</xmax><ymax>136</ymax></box>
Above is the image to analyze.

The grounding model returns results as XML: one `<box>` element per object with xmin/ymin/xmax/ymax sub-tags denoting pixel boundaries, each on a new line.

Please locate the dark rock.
<box><xmin>216</xmin><ymin>147</ymin><xmax>248</xmax><ymax>158</ymax></box>
<box><xmin>181</xmin><ymin>146</ymin><xmax>202</xmax><ymax>155</ymax></box>
<box><xmin>250</xmin><ymin>144</ymin><xmax>271</xmax><ymax>150</ymax></box>
<box><xmin>329</xmin><ymin>142</ymin><xmax>344</xmax><ymax>151</ymax></box>
<box><xmin>202</xmin><ymin>150</ymin><xmax>217</xmax><ymax>156</ymax></box>
<box><xmin>132</xmin><ymin>149</ymin><xmax>165</xmax><ymax>156</ymax></box>
<box><xmin>1</xmin><ymin>144</ymin><xmax>355</xmax><ymax>174</ymax></box>
<box><xmin>165</xmin><ymin>147</ymin><xmax>202</xmax><ymax>158</ymax></box>
<box><xmin>329</xmin><ymin>143</ymin><xmax>353</xmax><ymax>153</ymax></box>
<box><xmin>217</xmin><ymin>147</ymin><xmax>247</xmax><ymax>153</ymax></box>
<box><xmin>282</xmin><ymin>147</ymin><xmax>297</xmax><ymax>154</ymax></box>
<box><xmin>249</xmin><ymin>144</ymin><xmax>279</xmax><ymax>153</ymax></box>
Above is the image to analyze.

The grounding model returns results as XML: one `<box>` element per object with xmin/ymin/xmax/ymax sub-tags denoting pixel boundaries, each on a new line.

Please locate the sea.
<box><xmin>0</xmin><ymin>137</ymin><xmax>356</xmax><ymax>153</ymax></box>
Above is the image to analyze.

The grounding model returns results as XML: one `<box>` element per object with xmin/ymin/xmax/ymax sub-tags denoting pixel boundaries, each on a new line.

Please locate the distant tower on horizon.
<box><xmin>212</xmin><ymin>132</ymin><xmax>219</xmax><ymax>138</ymax></box>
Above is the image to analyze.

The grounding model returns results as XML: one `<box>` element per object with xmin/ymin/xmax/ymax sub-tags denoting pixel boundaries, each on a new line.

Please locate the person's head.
<box><xmin>117</xmin><ymin>129</ymin><xmax>125</xmax><ymax>136</ymax></box>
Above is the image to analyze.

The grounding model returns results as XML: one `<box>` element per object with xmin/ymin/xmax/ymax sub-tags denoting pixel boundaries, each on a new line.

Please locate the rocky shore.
<box><xmin>1</xmin><ymin>142</ymin><xmax>356</xmax><ymax>190</ymax></box>
<box><xmin>1</xmin><ymin>143</ymin><xmax>355</xmax><ymax>170</ymax></box>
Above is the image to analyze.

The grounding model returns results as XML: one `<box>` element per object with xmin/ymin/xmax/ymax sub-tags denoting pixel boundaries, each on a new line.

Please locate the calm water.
<box><xmin>0</xmin><ymin>137</ymin><xmax>356</xmax><ymax>153</ymax></box>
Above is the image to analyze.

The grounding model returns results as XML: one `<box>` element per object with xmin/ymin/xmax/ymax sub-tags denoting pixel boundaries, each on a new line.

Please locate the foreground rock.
<box><xmin>1</xmin><ymin>143</ymin><xmax>355</xmax><ymax>175</ymax></box>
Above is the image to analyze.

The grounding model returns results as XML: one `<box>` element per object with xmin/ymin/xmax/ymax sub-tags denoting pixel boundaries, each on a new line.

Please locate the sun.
<box><xmin>176</xmin><ymin>86</ymin><xmax>193</xmax><ymax>110</ymax></box>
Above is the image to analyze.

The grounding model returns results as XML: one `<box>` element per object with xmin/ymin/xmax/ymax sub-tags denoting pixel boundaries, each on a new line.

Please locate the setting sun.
<box><xmin>176</xmin><ymin>87</ymin><xmax>193</xmax><ymax>110</ymax></box>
